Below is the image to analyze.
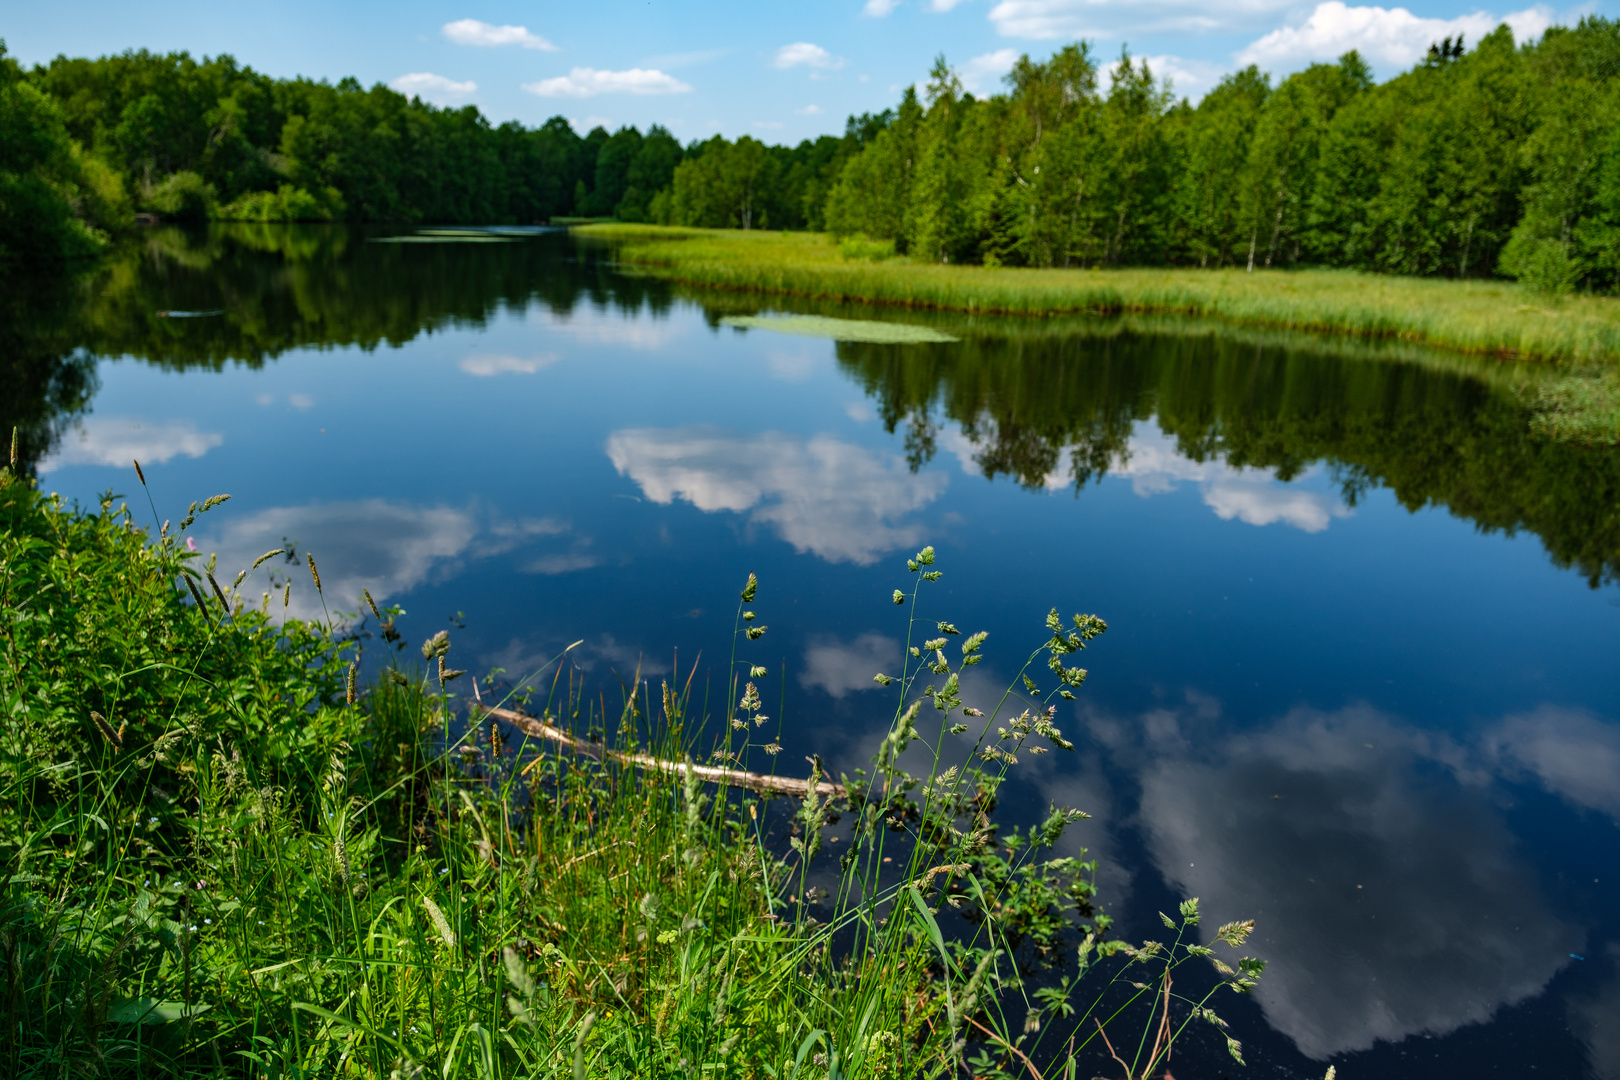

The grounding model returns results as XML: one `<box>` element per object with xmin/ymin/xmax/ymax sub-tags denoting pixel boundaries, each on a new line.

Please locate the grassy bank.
<box><xmin>0</xmin><ymin>451</ymin><xmax>1267</xmax><ymax>1078</ymax></box>
<box><xmin>579</xmin><ymin>224</ymin><xmax>1620</xmax><ymax>366</ymax></box>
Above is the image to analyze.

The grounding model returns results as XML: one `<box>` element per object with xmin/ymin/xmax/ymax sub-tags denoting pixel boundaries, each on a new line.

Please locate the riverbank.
<box><xmin>578</xmin><ymin>224</ymin><xmax>1620</xmax><ymax>366</ymax></box>
<box><xmin>0</xmin><ymin>458</ymin><xmax>1247</xmax><ymax>1078</ymax></box>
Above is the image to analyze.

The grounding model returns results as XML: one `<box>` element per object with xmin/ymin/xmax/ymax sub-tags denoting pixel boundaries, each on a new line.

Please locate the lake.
<box><xmin>12</xmin><ymin>225</ymin><xmax>1620</xmax><ymax>1079</ymax></box>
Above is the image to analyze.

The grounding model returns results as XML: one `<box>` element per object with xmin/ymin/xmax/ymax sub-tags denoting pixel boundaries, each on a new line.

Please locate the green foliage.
<box><xmin>217</xmin><ymin>183</ymin><xmax>344</xmax><ymax>222</ymax></box>
<box><xmin>0</xmin><ymin>41</ymin><xmax>109</xmax><ymax>266</ymax></box>
<box><xmin>0</xmin><ymin>466</ymin><xmax>1265</xmax><ymax>1077</ymax></box>
<box><xmin>803</xmin><ymin>17</ymin><xmax>1620</xmax><ymax>291</ymax></box>
<box><xmin>588</xmin><ymin>224</ymin><xmax>1620</xmax><ymax>366</ymax></box>
<box><xmin>141</xmin><ymin>168</ymin><xmax>216</xmax><ymax>220</ymax></box>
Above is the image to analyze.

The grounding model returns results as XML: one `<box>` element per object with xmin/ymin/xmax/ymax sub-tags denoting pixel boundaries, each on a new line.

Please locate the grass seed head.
<box><xmin>307</xmin><ymin>553</ymin><xmax>322</xmax><ymax>593</ymax></box>
<box><xmin>250</xmin><ymin>548</ymin><xmax>284</xmax><ymax>571</ymax></box>
<box><xmin>363</xmin><ymin>588</ymin><xmax>381</xmax><ymax>619</ymax></box>
<box><xmin>133</xmin><ymin>459</ymin><xmax>146</xmax><ymax>486</ymax></box>
<box><xmin>422</xmin><ymin>896</ymin><xmax>456</xmax><ymax>948</ymax></box>
<box><xmin>740</xmin><ymin>572</ymin><xmax>757</xmax><ymax>602</ymax></box>
<box><xmin>207</xmin><ymin>571</ymin><xmax>229</xmax><ymax>611</ymax></box>
<box><xmin>184</xmin><ymin>574</ymin><xmax>212</xmax><ymax>619</ymax></box>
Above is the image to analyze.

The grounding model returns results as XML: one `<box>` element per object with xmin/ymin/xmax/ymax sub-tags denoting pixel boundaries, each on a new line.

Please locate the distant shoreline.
<box><xmin>577</xmin><ymin>224</ymin><xmax>1620</xmax><ymax>368</ymax></box>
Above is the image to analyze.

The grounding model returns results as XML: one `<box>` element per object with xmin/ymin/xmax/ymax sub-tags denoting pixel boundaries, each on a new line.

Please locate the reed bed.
<box><xmin>0</xmin><ymin>446</ymin><xmax>1270</xmax><ymax>1078</ymax></box>
<box><xmin>581</xmin><ymin>225</ymin><xmax>1620</xmax><ymax>366</ymax></box>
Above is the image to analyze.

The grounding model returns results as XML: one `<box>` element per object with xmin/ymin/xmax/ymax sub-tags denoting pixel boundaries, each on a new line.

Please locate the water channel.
<box><xmin>9</xmin><ymin>225</ymin><xmax>1620</xmax><ymax>1079</ymax></box>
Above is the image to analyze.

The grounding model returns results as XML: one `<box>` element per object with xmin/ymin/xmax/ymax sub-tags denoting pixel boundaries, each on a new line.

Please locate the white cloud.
<box><xmin>1483</xmin><ymin>706</ymin><xmax>1620</xmax><ymax>820</ymax></box>
<box><xmin>1136</xmin><ymin>706</ymin><xmax>1581</xmax><ymax>1059</ymax></box>
<box><xmin>458</xmin><ymin>353</ymin><xmax>559</xmax><ymax>377</ymax></box>
<box><xmin>863</xmin><ymin>0</ymin><xmax>902</xmax><ymax>15</ymax></box>
<box><xmin>801</xmin><ymin>633</ymin><xmax>900</xmax><ymax>698</ymax></box>
<box><xmin>524</xmin><ymin>68</ymin><xmax>692</xmax><ymax>98</ymax></box>
<box><xmin>390</xmin><ymin>72</ymin><xmax>477</xmax><ymax>100</ymax></box>
<box><xmin>605</xmin><ymin>427</ymin><xmax>948</xmax><ymax>564</ymax></box>
<box><xmin>796</xmin><ymin>103</ymin><xmax>824</xmax><ymax>115</ymax></box>
<box><xmin>988</xmin><ymin>0</ymin><xmax>1291</xmax><ymax>39</ymax></box>
<box><xmin>570</xmin><ymin>115</ymin><xmax>614</xmax><ymax>133</ymax></box>
<box><xmin>524</xmin><ymin>552</ymin><xmax>603</xmax><ymax>575</ymax></box>
<box><xmin>960</xmin><ymin>48</ymin><xmax>1018</xmax><ymax>92</ymax></box>
<box><xmin>288</xmin><ymin>394</ymin><xmax>314</xmax><ymax>410</ymax></box>
<box><xmin>940</xmin><ymin>424</ymin><xmax>1349</xmax><ymax>531</ymax></box>
<box><xmin>1115</xmin><ymin>428</ymin><xmax>1351</xmax><ymax>532</ymax></box>
<box><xmin>197</xmin><ymin>500</ymin><xmax>478</xmax><ymax>621</ymax></box>
<box><xmin>1237</xmin><ymin>2</ymin><xmax>1555</xmax><ymax>70</ymax></box>
<box><xmin>927</xmin><ymin>0</ymin><xmax>973</xmax><ymax>9</ymax></box>
<box><xmin>41</xmin><ymin>417</ymin><xmax>222</xmax><ymax>473</ymax></box>
<box><xmin>1101</xmin><ymin>53</ymin><xmax>1227</xmax><ymax>100</ymax></box>
<box><xmin>774</xmin><ymin>42</ymin><xmax>845</xmax><ymax>70</ymax></box>
<box><xmin>441</xmin><ymin>19</ymin><xmax>556</xmax><ymax>50</ymax></box>
<box><xmin>753</xmin><ymin>120</ymin><xmax>785</xmax><ymax>130</ymax></box>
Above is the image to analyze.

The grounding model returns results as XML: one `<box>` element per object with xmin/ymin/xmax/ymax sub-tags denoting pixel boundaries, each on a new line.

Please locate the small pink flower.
<box><xmin>186</xmin><ymin>537</ymin><xmax>197</xmax><ymax>552</ymax></box>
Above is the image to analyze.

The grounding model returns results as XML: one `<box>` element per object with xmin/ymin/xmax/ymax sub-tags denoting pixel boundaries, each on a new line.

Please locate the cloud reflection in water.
<box><xmin>1081</xmin><ymin>704</ymin><xmax>1595</xmax><ymax>1060</ymax></box>
<box><xmin>605</xmin><ymin>427</ymin><xmax>947</xmax><ymax>564</ymax></box>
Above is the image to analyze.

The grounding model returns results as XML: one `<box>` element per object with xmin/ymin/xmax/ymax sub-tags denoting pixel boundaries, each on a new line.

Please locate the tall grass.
<box><xmin>0</xmin><ymin>449</ymin><xmax>1270</xmax><ymax>1078</ymax></box>
<box><xmin>579</xmin><ymin>224</ymin><xmax>1620</xmax><ymax>367</ymax></box>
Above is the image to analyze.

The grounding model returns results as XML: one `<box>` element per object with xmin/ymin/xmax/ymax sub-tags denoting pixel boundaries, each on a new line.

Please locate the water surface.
<box><xmin>12</xmin><ymin>226</ymin><xmax>1620</xmax><ymax>1079</ymax></box>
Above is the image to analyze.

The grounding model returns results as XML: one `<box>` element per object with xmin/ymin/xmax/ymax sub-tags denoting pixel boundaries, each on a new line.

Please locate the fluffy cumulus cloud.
<box><xmin>523</xmin><ymin>68</ymin><xmax>692</xmax><ymax>98</ymax></box>
<box><xmin>40</xmin><ymin>417</ymin><xmax>222</xmax><ymax>473</ymax></box>
<box><xmin>940</xmin><ymin>424</ymin><xmax>1348</xmax><ymax>532</ymax></box>
<box><xmin>604</xmin><ymin>427</ymin><xmax>947</xmax><ymax>564</ymax></box>
<box><xmin>863</xmin><ymin>0</ymin><xmax>902</xmax><ymax>16</ymax></box>
<box><xmin>796</xmin><ymin>104</ymin><xmax>824</xmax><ymax>115</ymax></box>
<box><xmin>441</xmin><ymin>19</ymin><xmax>556</xmax><ymax>51</ymax></box>
<box><xmin>1114</xmin><ymin>428</ymin><xmax>1351</xmax><ymax>532</ymax></box>
<box><xmin>1134</xmin><ymin>707</ymin><xmax>1581</xmax><ymax>1059</ymax></box>
<box><xmin>390</xmin><ymin>73</ymin><xmax>477</xmax><ymax>100</ymax></box>
<box><xmin>1237</xmin><ymin>2</ymin><xmax>1555</xmax><ymax>69</ymax></box>
<box><xmin>1482</xmin><ymin>706</ymin><xmax>1620</xmax><ymax>821</ymax></box>
<box><xmin>1099</xmin><ymin>53</ymin><xmax>1227</xmax><ymax>100</ymax></box>
<box><xmin>800</xmin><ymin>633</ymin><xmax>900</xmax><ymax>699</ymax></box>
<box><xmin>196</xmin><ymin>500</ymin><xmax>478</xmax><ymax>621</ymax></box>
<box><xmin>960</xmin><ymin>48</ymin><xmax>1019</xmax><ymax>92</ymax></box>
<box><xmin>774</xmin><ymin>43</ymin><xmax>845</xmax><ymax>70</ymax></box>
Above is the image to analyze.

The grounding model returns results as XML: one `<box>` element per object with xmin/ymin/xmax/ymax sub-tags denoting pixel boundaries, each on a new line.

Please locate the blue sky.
<box><xmin>4</xmin><ymin>0</ymin><xmax>1600</xmax><ymax>142</ymax></box>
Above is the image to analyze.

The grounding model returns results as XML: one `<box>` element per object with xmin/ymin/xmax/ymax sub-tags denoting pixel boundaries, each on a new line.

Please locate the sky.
<box><xmin>2</xmin><ymin>0</ymin><xmax>1602</xmax><ymax>142</ymax></box>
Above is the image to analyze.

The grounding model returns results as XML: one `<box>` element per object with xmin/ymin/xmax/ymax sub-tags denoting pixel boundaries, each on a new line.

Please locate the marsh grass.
<box><xmin>580</xmin><ymin>224</ymin><xmax>1620</xmax><ymax>366</ymax></box>
<box><xmin>0</xmin><ymin>453</ymin><xmax>1267</xmax><ymax>1078</ymax></box>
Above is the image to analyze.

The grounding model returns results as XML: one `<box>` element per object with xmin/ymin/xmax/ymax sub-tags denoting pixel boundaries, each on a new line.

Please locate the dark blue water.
<box><xmin>18</xmin><ymin>227</ymin><xmax>1620</xmax><ymax>1079</ymax></box>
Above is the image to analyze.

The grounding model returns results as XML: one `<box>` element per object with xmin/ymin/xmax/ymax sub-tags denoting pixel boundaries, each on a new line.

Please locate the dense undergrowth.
<box><xmin>582</xmin><ymin>224</ymin><xmax>1620</xmax><ymax>368</ymax></box>
<box><xmin>0</xmin><ymin>447</ymin><xmax>1268</xmax><ymax>1078</ymax></box>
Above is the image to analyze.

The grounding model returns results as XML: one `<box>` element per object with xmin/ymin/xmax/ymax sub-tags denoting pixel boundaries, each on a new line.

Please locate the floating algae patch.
<box><xmin>370</xmin><ymin>236</ymin><xmax>518</xmax><ymax>244</ymax></box>
<box><xmin>719</xmin><ymin>314</ymin><xmax>957</xmax><ymax>344</ymax></box>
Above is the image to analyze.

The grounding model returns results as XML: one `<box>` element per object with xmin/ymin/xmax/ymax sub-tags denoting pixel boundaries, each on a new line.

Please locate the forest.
<box><xmin>5</xmin><ymin>16</ymin><xmax>1620</xmax><ymax>289</ymax></box>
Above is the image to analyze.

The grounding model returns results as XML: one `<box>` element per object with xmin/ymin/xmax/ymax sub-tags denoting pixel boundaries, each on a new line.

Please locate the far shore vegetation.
<box><xmin>9</xmin><ymin>16</ymin><xmax>1620</xmax><ymax>307</ymax></box>
<box><xmin>0</xmin><ymin>443</ymin><xmax>1269</xmax><ymax>1078</ymax></box>
<box><xmin>580</xmin><ymin>224</ymin><xmax>1620</xmax><ymax>364</ymax></box>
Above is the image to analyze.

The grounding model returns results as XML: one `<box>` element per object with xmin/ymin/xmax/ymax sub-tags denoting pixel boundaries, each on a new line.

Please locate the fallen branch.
<box><xmin>475</xmin><ymin>704</ymin><xmax>846</xmax><ymax>800</ymax></box>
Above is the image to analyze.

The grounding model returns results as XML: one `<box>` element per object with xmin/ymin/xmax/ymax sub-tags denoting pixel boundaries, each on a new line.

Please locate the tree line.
<box><xmin>0</xmin><ymin>39</ymin><xmax>877</xmax><ymax>268</ymax></box>
<box><xmin>7</xmin><ymin>19</ymin><xmax>1620</xmax><ymax>290</ymax></box>
<box><xmin>817</xmin><ymin>17</ymin><xmax>1620</xmax><ymax>291</ymax></box>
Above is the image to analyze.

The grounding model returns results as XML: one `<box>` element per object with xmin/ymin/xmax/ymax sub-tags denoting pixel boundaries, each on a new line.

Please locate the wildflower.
<box><xmin>186</xmin><ymin>536</ymin><xmax>197</xmax><ymax>552</ymax></box>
